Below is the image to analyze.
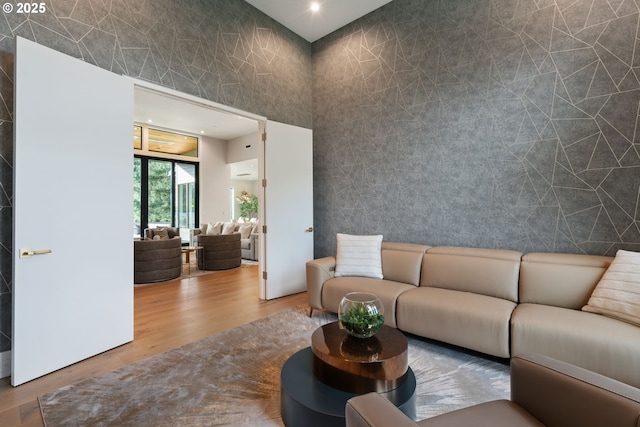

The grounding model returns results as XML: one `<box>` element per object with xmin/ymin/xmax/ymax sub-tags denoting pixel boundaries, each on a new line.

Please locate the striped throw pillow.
<box><xmin>582</xmin><ymin>249</ymin><xmax>640</xmax><ymax>326</ymax></box>
<box><xmin>334</xmin><ymin>233</ymin><xmax>383</xmax><ymax>279</ymax></box>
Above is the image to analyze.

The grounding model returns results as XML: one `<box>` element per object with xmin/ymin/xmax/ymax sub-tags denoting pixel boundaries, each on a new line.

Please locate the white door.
<box><xmin>260</xmin><ymin>121</ymin><xmax>313</xmax><ymax>300</ymax></box>
<box><xmin>12</xmin><ymin>37</ymin><xmax>134</xmax><ymax>385</ymax></box>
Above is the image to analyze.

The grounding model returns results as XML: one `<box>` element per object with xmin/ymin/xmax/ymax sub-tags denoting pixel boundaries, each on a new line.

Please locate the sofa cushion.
<box><xmin>397</xmin><ymin>287</ymin><xmax>516</xmax><ymax>358</ymax></box>
<box><xmin>322</xmin><ymin>277</ymin><xmax>414</xmax><ymax>328</ymax></box>
<box><xmin>421</xmin><ymin>246</ymin><xmax>521</xmax><ymax>302</ymax></box>
<box><xmin>381</xmin><ymin>250</ymin><xmax>423</xmax><ymax>286</ymax></box>
<box><xmin>239</xmin><ymin>224</ymin><xmax>253</xmax><ymax>239</ymax></box>
<box><xmin>380</xmin><ymin>243</ymin><xmax>428</xmax><ymax>286</ymax></box>
<box><xmin>151</xmin><ymin>228</ymin><xmax>169</xmax><ymax>240</ymax></box>
<box><xmin>511</xmin><ymin>303</ymin><xmax>640</xmax><ymax>388</ymax></box>
<box><xmin>520</xmin><ymin>252</ymin><xmax>612</xmax><ymax>309</ymax></box>
<box><xmin>335</xmin><ymin>234</ymin><xmax>383</xmax><ymax>279</ymax></box>
<box><xmin>582</xmin><ymin>249</ymin><xmax>640</xmax><ymax>326</ymax></box>
<box><xmin>204</xmin><ymin>222</ymin><xmax>222</xmax><ymax>235</ymax></box>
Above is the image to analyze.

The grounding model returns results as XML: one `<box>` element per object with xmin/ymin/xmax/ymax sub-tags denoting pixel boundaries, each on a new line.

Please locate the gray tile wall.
<box><xmin>312</xmin><ymin>0</ymin><xmax>640</xmax><ymax>258</ymax></box>
<box><xmin>0</xmin><ymin>0</ymin><xmax>312</xmax><ymax>353</ymax></box>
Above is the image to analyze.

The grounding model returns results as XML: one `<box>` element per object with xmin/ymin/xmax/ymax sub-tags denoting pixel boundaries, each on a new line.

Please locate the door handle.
<box><xmin>306</xmin><ymin>227</ymin><xmax>314</xmax><ymax>232</ymax></box>
<box><xmin>19</xmin><ymin>248</ymin><xmax>52</xmax><ymax>258</ymax></box>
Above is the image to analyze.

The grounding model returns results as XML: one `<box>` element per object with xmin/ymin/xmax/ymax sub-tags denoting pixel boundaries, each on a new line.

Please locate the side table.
<box><xmin>181</xmin><ymin>246</ymin><xmax>203</xmax><ymax>276</ymax></box>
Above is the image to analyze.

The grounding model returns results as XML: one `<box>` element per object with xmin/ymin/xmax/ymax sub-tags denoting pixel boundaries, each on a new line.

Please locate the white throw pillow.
<box><xmin>206</xmin><ymin>222</ymin><xmax>222</xmax><ymax>235</ymax></box>
<box><xmin>221</xmin><ymin>222</ymin><xmax>236</xmax><ymax>235</ymax></box>
<box><xmin>334</xmin><ymin>233</ymin><xmax>383</xmax><ymax>279</ymax></box>
<box><xmin>239</xmin><ymin>224</ymin><xmax>253</xmax><ymax>239</ymax></box>
<box><xmin>582</xmin><ymin>249</ymin><xmax>640</xmax><ymax>326</ymax></box>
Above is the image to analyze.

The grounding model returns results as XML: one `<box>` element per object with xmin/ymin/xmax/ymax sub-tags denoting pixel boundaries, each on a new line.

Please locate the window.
<box><xmin>134</xmin><ymin>156</ymin><xmax>199</xmax><ymax>240</ymax></box>
<box><xmin>147</xmin><ymin>159</ymin><xmax>172</xmax><ymax>228</ymax></box>
<box><xmin>175</xmin><ymin>163</ymin><xmax>196</xmax><ymax>231</ymax></box>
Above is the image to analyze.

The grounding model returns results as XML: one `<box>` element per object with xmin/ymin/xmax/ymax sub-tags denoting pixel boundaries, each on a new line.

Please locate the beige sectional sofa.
<box><xmin>306</xmin><ymin>242</ymin><xmax>640</xmax><ymax>388</ymax></box>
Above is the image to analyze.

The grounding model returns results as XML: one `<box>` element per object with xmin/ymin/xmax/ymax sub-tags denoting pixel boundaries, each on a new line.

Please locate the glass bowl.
<box><xmin>338</xmin><ymin>292</ymin><xmax>385</xmax><ymax>338</ymax></box>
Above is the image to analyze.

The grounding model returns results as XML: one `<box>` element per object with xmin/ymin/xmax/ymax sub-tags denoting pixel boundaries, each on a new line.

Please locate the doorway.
<box><xmin>133</xmin><ymin>81</ymin><xmax>265</xmax><ymax>287</ymax></box>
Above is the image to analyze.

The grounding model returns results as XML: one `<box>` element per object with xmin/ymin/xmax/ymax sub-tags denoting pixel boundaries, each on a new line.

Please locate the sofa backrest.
<box><xmin>420</xmin><ymin>246</ymin><xmax>522</xmax><ymax>302</ymax></box>
<box><xmin>380</xmin><ymin>242</ymin><xmax>430</xmax><ymax>286</ymax></box>
<box><xmin>519</xmin><ymin>252</ymin><xmax>613</xmax><ymax>309</ymax></box>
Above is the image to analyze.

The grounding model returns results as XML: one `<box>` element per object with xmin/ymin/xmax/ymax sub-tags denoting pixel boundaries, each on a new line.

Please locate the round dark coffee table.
<box><xmin>280</xmin><ymin>322</ymin><xmax>416</xmax><ymax>427</ymax></box>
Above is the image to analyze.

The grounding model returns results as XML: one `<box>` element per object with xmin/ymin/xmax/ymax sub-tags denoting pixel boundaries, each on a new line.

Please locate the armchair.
<box><xmin>134</xmin><ymin>236</ymin><xmax>182</xmax><ymax>284</ymax></box>
<box><xmin>345</xmin><ymin>353</ymin><xmax>640</xmax><ymax>427</ymax></box>
<box><xmin>195</xmin><ymin>232</ymin><xmax>242</xmax><ymax>270</ymax></box>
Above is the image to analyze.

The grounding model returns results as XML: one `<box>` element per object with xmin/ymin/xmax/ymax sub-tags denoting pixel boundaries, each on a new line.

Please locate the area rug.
<box><xmin>39</xmin><ymin>307</ymin><xmax>510</xmax><ymax>426</ymax></box>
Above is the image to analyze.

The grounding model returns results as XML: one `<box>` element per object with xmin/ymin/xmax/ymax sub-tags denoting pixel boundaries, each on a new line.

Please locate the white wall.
<box><xmin>227</xmin><ymin>132</ymin><xmax>259</xmax><ymax>163</ymax></box>
<box><xmin>228</xmin><ymin>132</ymin><xmax>260</xmax><ymax>222</ymax></box>
<box><xmin>200</xmin><ymin>135</ymin><xmax>232</xmax><ymax>224</ymax></box>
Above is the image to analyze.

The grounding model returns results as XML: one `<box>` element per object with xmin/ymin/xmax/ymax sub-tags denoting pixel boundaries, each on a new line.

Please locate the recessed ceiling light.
<box><xmin>310</xmin><ymin>2</ymin><xmax>320</xmax><ymax>12</ymax></box>
<box><xmin>200</xmin><ymin>130</ymin><xmax>205</xmax><ymax>134</ymax></box>
<box><xmin>147</xmin><ymin>119</ymin><xmax>152</xmax><ymax>123</ymax></box>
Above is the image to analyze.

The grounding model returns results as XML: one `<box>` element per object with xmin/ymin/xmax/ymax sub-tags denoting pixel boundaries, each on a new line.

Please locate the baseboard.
<box><xmin>0</xmin><ymin>350</ymin><xmax>11</xmax><ymax>379</ymax></box>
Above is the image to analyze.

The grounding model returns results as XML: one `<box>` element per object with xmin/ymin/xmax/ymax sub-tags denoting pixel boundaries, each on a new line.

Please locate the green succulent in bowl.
<box><xmin>340</xmin><ymin>302</ymin><xmax>385</xmax><ymax>338</ymax></box>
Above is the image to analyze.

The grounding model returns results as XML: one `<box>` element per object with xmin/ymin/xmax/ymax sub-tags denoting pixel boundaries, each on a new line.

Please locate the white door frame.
<box><xmin>130</xmin><ymin>80</ymin><xmax>270</xmax><ymax>299</ymax></box>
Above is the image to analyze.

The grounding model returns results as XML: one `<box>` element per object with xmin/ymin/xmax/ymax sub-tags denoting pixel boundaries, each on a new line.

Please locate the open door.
<box><xmin>260</xmin><ymin>121</ymin><xmax>313</xmax><ymax>300</ymax></box>
<box><xmin>12</xmin><ymin>37</ymin><xmax>134</xmax><ymax>385</ymax></box>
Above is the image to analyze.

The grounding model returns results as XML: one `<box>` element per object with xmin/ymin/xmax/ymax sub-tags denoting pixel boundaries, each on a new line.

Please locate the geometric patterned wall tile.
<box><xmin>312</xmin><ymin>0</ymin><xmax>640</xmax><ymax>258</ymax></box>
<box><xmin>0</xmin><ymin>0</ymin><xmax>312</xmax><ymax>352</ymax></box>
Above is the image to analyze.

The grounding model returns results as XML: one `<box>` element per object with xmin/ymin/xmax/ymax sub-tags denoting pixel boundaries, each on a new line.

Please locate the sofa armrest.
<box><xmin>511</xmin><ymin>353</ymin><xmax>640</xmax><ymax>427</ymax></box>
<box><xmin>306</xmin><ymin>256</ymin><xmax>336</xmax><ymax>310</ymax></box>
<box><xmin>346</xmin><ymin>392</ymin><xmax>418</xmax><ymax>427</ymax></box>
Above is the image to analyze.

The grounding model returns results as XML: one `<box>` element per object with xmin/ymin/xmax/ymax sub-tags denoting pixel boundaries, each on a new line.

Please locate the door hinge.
<box><xmin>262</xmin><ymin>132</ymin><xmax>267</xmax><ymax>142</ymax></box>
<box><xmin>263</xmin><ymin>271</ymin><xmax>267</xmax><ymax>280</ymax></box>
<box><xmin>262</xmin><ymin>225</ymin><xmax>267</xmax><ymax>234</ymax></box>
<box><xmin>262</xmin><ymin>178</ymin><xmax>267</xmax><ymax>187</ymax></box>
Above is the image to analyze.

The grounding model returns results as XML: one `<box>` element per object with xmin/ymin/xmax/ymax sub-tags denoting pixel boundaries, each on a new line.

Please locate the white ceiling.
<box><xmin>245</xmin><ymin>0</ymin><xmax>393</xmax><ymax>42</ymax></box>
<box><xmin>134</xmin><ymin>88</ymin><xmax>259</xmax><ymax>140</ymax></box>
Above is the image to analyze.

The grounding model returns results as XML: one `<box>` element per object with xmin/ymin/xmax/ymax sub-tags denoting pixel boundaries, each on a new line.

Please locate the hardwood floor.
<box><xmin>0</xmin><ymin>264</ymin><xmax>308</xmax><ymax>427</ymax></box>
